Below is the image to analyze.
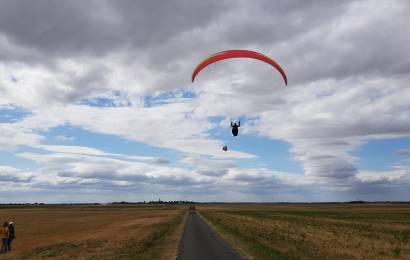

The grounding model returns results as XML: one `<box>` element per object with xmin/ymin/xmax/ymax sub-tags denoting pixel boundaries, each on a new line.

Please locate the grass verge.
<box><xmin>200</xmin><ymin>211</ymin><xmax>290</xmax><ymax>260</ymax></box>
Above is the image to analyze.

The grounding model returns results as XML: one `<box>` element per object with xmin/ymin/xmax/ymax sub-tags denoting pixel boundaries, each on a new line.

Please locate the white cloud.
<box><xmin>0</xmin><ymin>123</ymin><xmax>43</xmax><ymax>151</ymax></box>
<box><xmin>55</xmin><ymin>135</ymin><xmax>75</xmax><ymax>142</ymax></box>
<box><xmin>38</xmin><ymin>145</ymin><xmax>107</xmax><ymax>156</ymax></box>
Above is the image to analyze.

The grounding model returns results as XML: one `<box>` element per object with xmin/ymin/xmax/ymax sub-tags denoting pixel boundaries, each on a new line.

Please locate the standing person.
<box><xmin>0</xmin><ymin>222</ymin><xmax>8</xmax><ymax>253</ymax></box>
<box><xmin>7</xmin><ymin>222</ymin><xmax>15</xmax><ymax>252</ymax></box>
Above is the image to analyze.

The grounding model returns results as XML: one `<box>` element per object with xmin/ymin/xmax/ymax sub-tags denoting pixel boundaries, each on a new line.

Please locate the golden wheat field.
<box><xmin>0</xmin><ymin>205</ymin><xmax>185</xmax><ymax>259</ymax></box>
<box><xmin>199</xmin><ymin>203</ymin><xmax>410</xmax><ymax>260</ymax></box>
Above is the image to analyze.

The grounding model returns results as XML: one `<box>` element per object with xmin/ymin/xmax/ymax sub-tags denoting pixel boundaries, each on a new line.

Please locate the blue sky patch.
<box><xmin>144</xmin><ymin>89</ymin><xmax>196</xmax><ymax>107</ymax></box>
<box><xmin>38</xmin><ymin>125</ymin><xmax>179</xmax><ymax>165</ymax></box>
<box><xmin>78</xmin><ymin>91</ymin><xmax>131</xmax><ymax>107</ymax></box>
<box><xmin>352</xmin><ymin>138</ymin><xmax>410</xmax><ymax>171</ymax></box>
<box><xmin>0</xmin><ymin>106</ymin><xmax>31</xmax><ymax>123</ymax></box>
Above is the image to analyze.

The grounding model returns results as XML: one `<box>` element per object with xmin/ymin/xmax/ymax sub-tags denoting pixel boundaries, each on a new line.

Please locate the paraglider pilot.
<box><xmin>231</xmin><ymin>121</ymin><xmax>240</xmax><ymax>137</ymax></box>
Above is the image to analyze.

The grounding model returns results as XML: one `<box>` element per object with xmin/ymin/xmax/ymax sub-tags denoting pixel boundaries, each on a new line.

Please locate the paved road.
<box><xmin>177</xmin><ymin>211</ymin><xmax>243</xmax><ymax>260</ymax></box>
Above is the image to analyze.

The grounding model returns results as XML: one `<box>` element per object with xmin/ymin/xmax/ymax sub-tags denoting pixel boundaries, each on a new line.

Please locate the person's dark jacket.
<box><xmin>231</xmin><ymin>121</ymin><xmax>240</xmax><ymax>136</ymax></box>
<box><xmin>8</xmin><ymin>224</ymin><xmax>15</xmax><ymax>240</ymax></box>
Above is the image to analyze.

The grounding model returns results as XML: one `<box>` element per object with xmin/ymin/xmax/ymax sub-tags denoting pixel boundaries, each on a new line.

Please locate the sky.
<box><xmin>0</xmin><ymin>0</ymin><xmax>410</xmax><ymax>203</ymax></box>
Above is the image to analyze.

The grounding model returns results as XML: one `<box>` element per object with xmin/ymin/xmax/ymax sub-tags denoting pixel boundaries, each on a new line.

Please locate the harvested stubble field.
<box><xmin>199</xmin><ymin>204</ymin><xmax>410</xmax><ymax>260</ymax></box>
<box><xmin>0</xmin><ymin>205</ymin><xmax>185</xmax><ymax>259</ymax></box>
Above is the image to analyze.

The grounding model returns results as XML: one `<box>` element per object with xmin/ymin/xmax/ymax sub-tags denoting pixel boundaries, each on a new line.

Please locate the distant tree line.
<box><xmin>1</xmin><ymin>200</ymin><xmax>410</xmax><ymax>206</ymax></box>
<box><xmin>111</xmin><ymin>199</ymin><xmax>196</xmax><ymax>205</ymax></box>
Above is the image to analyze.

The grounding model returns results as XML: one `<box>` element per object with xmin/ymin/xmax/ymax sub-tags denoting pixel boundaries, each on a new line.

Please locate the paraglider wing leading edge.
<box><xmin>191</xmin><ymin>49</ymin><xmax>287</xmax><ymax>85</ymax></box>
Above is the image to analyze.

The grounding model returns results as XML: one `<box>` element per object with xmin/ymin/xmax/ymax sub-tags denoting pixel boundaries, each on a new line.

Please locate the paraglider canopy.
<box><xmin>191</xmin><ymin>49</ymin><xmax>287</xmax><ymax>85</ymax></box>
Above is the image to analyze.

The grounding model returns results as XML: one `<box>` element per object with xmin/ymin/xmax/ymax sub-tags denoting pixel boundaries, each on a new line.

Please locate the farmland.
<box><xmin>1</xmin><ymin>203</ymin><xmax>409</xmax><ymax>259</ymax></box>
<box><xmin>0</xmin><ymin>205</ymin><xmax>185</xmax><ymax>259</ymax></box>
<box><xmin>199</xmin><ymin>204</ymin><xmax>410</xmax><ymax>259</ymax></box>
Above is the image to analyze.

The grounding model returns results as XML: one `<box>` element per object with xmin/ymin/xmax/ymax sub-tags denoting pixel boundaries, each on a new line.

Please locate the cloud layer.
<box><xmin>0</xmin><ymin>0</ymin><xmax>410</xmax><ymax>202</ymax></box>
